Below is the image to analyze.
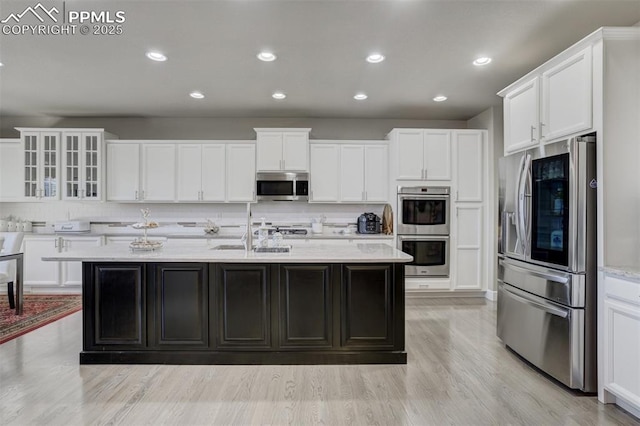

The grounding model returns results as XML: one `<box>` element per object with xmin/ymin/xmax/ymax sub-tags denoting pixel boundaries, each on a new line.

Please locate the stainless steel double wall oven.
<box><xmin>397</xmin><ymin>186</ymin><xmax>450</xmax><ymax>277</ymax></box>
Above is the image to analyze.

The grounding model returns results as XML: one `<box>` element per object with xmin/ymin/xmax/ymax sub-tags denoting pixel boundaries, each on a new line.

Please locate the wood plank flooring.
<box><xmin>1</xmin><ymin>297</ymin><xmax>638</xmax><ymax>425</ymax></box>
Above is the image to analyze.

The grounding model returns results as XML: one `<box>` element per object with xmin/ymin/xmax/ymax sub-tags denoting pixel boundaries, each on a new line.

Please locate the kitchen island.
<box><xmin>44</xmin><ymin>243</ymin><xmax>412</xmax><ymax>365</ymax></box>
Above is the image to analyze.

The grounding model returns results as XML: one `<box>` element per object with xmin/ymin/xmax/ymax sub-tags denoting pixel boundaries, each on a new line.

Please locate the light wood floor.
<box><xmin>1</xmin><ymin>297</ymin><xmax>638</xmax><ymax>425</ymax></box>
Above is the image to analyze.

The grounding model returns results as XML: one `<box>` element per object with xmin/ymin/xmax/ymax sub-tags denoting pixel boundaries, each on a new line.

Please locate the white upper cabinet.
<box><xmin>226</xmin><ymin>143</ymin><xmax>256</xmax><ymax>202</ymax></box>
<box><xmin>20</xmin><ymin>130</ymin><xmax>61</xmax><ymax>200</ymax></box>
<box><xmin>390</xmin><ymin>129</ymin><xmax>451</xmax><ymax>181</ymax></box>
<box><xmin>501</xmin><ymin>45</ymin><xmax>594</xmax><ymax>156</ymax></box>
<box><xmin>363</xmin><ymin>144</ymin><xmax>389</xmax><ymax>202</ymax></box>
<box><xmin>106</xmin><ymin>142</ymin><xmax>140</xmax><ymax>201</ymax></box>
<box><xmin>541</xmin><ymin>46</ymin><xmax>592</xmax><ymax>142</ymax></box>
<box><xmin>177</xmin><ymin>144</ymin><xmax>225</xmax><ymax>202</ymax></box>
<box><xmin>62</xmin><ymin>132</ymin><xmax>103</xmax><ymax>201</ymax></box>
<box><xmin>454</xmin><ymin>131</ymin><xmax>484</xmax><ymax>202</ymax></box>
<box><xmin>201</xmin><ymin>144</ymin><xmax>226</xmax><ymax>201</ymax></box>
<box><xmin>141</xmin><ymin>143</ymin><xmax>176</xmax><ymax>201</ymax></box>
<box><xmin>310</xmin><ymin>141</ymin><xmax>388</xmax><ymax>203</ymax></box>
<box><xmin>503</xmin><ymin>78</ymin><xmax>540</xmax><ymax>155</ymax></box>
<box><xmin>309</xmin><ymin>144</ymin><xmax>340</xmax><ymax>202</ymax></box>
<box><xmin>255</xmin><ymin>128</ymin><xmax>310</xmax><ymax>172</ymax></box>
<box><xmin>0</xmin><ymin>139</ymin><xmax>23</xmax><ymax>202</ymax></box>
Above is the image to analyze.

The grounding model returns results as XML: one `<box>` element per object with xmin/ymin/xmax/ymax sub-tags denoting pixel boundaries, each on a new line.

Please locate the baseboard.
<box><xmin>485</xmin><ymin>290</ymin><xmax>498</xmax><ymax>301</ymax></box>
<box><xmin>615</xmin><ymin>397</ymin><xmax>640</xmax><ymax>421</ymax></box>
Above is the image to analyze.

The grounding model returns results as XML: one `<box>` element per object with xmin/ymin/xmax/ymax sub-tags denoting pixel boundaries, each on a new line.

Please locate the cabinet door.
<box><xmin>214</xmin><ymin>264</ymin><xmax>271</xmax><ymax>349</ymax></box>
<box><xmin>23</xmin><ymin>236</ymin><xmax>60</xmax><ymax>287</ymax></box>
<box><xmin>226</xmin><ymin>144</ymin><xmax>256</xmax><ymax>202</ymax></box>
<box><xmin>423</xmin><ymin>130</ymin><xmax>451</xmax><ymax>181</ymax></box>
<box><xmin>279</xmin><ymin>265</ymin><xmax>334</xmax><ymax>349</ymax></box>
<box><xmin>0</xmin><ymin>139</ymin><xmax>23</xmax><ymax>202</ymax></box>
<box><xmin>396</xmin><ymin>130</ymin><xmax>424</xmax><ymax>180</ymax></box>
<box><xmin>309</xmin><ymin>144</ymin><xmax>339</xmax><ymax>202</ymax></box>
<box><xmin>81</xmin><ymin>133</ymin><xmax>102</xmax><ymax>200</ymax></box>
<box><xmin>60</xmin><ymin>236</ymin><xmax>103</xmax><ymax>287</ymax></box>
<box><xmin>341</xmin><ymin>264</ymin><xmax>394</xmax><ymax>349</ymax></box>
<box><xmin>282</xmin><ymin>132</ymin><xmax>308</xmax><ymax>171</ymax></box>
<box><xmin>364</xmin><ymin>144</ymin><xmax>389</xmax><ymax>202</ymax></box>
<box><xmin>151</xmin><ymin>263</ymin><xmax>208</xmax><ymax>348</ymax></box>
<box><xmin>603</xmin><ymin>298</ymin><xmax>640</xmax><ymax>408</ymax></box>
<box><xmin>63</xmin><ymin>132</ymin><xmax>82</xmax><ymax>200</ymax></box>
<box><xmin>340</xmin><ymin>145</ymin><xmax>365</xmax><ymax>202</ymax></box>
<box><xmin>455</xmin><ymin>131</ymin><xmax>484</xmax><ymax>202</ymax></box>
<box><xmin>201</xmin><ymin>144</ymin><xmax>226</xmax><ymax>201</ymax></box>
<box><xmin>176</xmin><ymin>144</ymin><xmax>203</xmax><ymax>201</ymax></box>
<box><xmin>504</xmin><ymin>77</ymin><xmax>540</xmax><ymax>155</ymax></box>
<box><xmin>22</xmin><ymin>132</ymin><xmax>40</xmax><ymax>199</ymax></box>
<box><xmin>542</xmin><ymin>47</ymin><xmax>592</xmax><ymax>142</ymax></box>
<box><xmin>453</xmin><ymin>205</ymin><xmax>483</xmax><ymax>290</ymax></box>
<box><xmin>141</xmin><ymin>143</ymin><xmax>175</xmax><ymax>201</ymax></box>
<box><xmin>107</xmin><ymin>142</ymin><xmax>140</xmax><ymax>201</ymax></box>
<box><xmin>39</xmin><ymin>132</ymin><xmax>60</xmax><ymax>200</ymax></box>
<box><xmin>256</xmin><ymin>133</ymin><xmax>283</xmax><ymax>171</ymax></box>
<box><xmin>86</xmin><ymin>263</ymin><xmax>146</xmax><ymax>349</ymax></box>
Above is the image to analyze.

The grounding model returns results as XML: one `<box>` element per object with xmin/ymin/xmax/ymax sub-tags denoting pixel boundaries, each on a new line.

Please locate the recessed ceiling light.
<box><xmin>433</xmin><ymin>95</ymin><xmax>448</xmax><ymax>102</ymax></box>
<box><xmin>366</xmin><ymin>53</ymin><xmax>385</xmax><ymax>63</ymax></box>
<box><xmin>272</xmin><ymin>92</ymin><xmax>286</xmax><ymax>100</ymax></box>
<box><xmin>0</xmin><ymin>62</ymin><xmax>3</xmax><ymax>67</ymax></box>
<box><xmin>146</xmin><ymin>51</ymin><xmax>167</xmax><ymax>62</ymax></box>
<box><xmin>473</xmin><ymin>57</ymin><xmax>492</xmax><ymax>66</ymax></box>
<box><xmin>354</xmin><ymin>93</ymin><xmax>368</xmax><ymax>100</ymax></box>
<box><xmin>190</xmin><ymin>91</ymin><xmax>205</xmax><ymax>99</ymax></box>
<box><xmin>257</xmin><ymin>51</ymin><xmax>277</xmax><ymax>62</ymax></box>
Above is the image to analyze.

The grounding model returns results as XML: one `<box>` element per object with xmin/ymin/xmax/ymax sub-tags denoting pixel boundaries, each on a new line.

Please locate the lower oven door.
<box><xmin>397</xmin><ymin>235</ymin><xmax>449</xmax><ymax>277</ymax></box>
<box><xmin>497</xmin><ymin>281</ymin><xmax>590</xmax><ymax>391</ymax></box>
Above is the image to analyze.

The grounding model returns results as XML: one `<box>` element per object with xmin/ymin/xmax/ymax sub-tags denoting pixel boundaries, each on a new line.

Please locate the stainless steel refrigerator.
<box><xmin>497</xmin><ymin>134</ymin><xmax>597</xmax><ymax>392</ymax></box>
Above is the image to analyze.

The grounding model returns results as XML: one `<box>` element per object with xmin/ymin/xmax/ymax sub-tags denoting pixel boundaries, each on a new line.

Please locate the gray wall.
<box><xmin>0</xmin><ymin>116</ymin><xmax>467</xmax><ymax>140</ymax></box>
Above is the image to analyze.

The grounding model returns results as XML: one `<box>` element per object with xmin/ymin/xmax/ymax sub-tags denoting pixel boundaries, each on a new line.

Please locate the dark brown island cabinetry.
<box><xmin>81</xmin><ymin>262</ymin><xmax>406</xmax><ymax>365</ymax></box>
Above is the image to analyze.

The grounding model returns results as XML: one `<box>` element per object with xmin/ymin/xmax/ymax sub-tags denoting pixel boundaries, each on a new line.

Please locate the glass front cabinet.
<box><xmin>62</xmin><ymin>132</ymin><xmax>102</xmax><ymax>200</ymax></box>
<box><xmin>21</xmin><ymin>131</ymin><xmax>60</xmax><ymax>200</ymax></box>
<box><xmin>18</xmin><ymin>128</ymin><xmax>110</xmax><ymax>201</ymax></box>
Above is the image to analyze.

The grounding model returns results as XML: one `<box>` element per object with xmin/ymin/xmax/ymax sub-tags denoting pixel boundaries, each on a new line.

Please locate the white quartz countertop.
<box><xmin>43</xmin><ymin>242</ymin><xmax>412</xmax><ymax>263</ymax></box>
<box><xmin>601</xmin><ymin>266</ymin><xmax>640</xmax><ymax>282</ymax></box>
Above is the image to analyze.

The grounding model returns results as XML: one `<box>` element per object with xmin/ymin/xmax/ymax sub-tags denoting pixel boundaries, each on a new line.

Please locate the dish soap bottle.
<box><xmin>258</xmin><ymin>218</ymin><xmax>269</xmax><ymax>248</ymax></box>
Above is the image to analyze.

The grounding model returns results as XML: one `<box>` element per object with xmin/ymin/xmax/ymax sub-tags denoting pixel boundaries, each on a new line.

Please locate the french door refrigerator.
<box><xmin>497</xmin><ymin>134</ymin><xmax>597</xmax><ymax>392</ymax></box>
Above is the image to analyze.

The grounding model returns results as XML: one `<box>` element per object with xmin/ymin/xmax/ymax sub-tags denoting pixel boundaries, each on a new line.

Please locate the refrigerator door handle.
<box><xmin>517</xmin><ymin>154</ymin><xmax>530</xmax><ymax>254</ymax></box>
<box><xmin>522</xmin><ymin>154</ymin><xmax>533</xmax><ymax>246</ymax></box>
<box><xmin>514</xmin><ymin>154</ymin><xmax>526</xmax><ymax>253</ymax></box>
<box><xmin>501</xmin><ymin>260</ymin><xmax>570</xmax><ymax>284</ymax></box>
<box><xmin>502</xmin><ymin>285</ymin><xmax>569</xmax><ymax>318</ymax></box>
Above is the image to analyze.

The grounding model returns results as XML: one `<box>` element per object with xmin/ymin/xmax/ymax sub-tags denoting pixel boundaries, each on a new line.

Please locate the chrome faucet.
<box><xmin>241</xmin><ymin>202</ymin><xmax>253</xmax><ymax>251</ymax></box>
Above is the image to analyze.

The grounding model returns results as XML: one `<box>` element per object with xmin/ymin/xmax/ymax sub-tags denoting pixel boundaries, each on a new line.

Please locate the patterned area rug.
<box><xmin>0</xmin><ymin>294</ymin><xmax>82</xmax><ymax>344</ymax></box>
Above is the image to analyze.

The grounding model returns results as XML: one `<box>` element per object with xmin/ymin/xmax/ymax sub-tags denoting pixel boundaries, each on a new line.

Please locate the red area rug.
<box><xmin>0</xmin><ymin>294</ymin><xmax>82</xmax><ymax>344</ymax></box>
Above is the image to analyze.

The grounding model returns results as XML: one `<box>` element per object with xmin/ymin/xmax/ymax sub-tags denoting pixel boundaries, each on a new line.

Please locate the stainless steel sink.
<box><xmin>254</xmin><ymin>246</ymin><xmax>291</xmax><ymax>253</ymax></box>
<box><xmin>211</xmin><ymin>244</ymin><xmax>246</xmax><ymax>250</ymax></box>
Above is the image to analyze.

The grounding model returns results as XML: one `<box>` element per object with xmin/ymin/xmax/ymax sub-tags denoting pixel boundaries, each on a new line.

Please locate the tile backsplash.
<box><xmin>0</xmin><ymin>201</ymin><xmax>388</xmax><ymax>226</ymax></box>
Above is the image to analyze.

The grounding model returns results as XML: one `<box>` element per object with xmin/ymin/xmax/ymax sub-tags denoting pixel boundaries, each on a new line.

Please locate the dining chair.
<box><xmin>0</xmin><ymin>232</ymin><xmax>25</xmax><ymax>309</ymax></box>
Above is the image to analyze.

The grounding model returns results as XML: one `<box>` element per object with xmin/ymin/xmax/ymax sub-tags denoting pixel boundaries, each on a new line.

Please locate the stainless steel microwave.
<box><xmin>256</xmin><ymin>172</ymin><xmax>309</xmax><ymax>201</ymax></box>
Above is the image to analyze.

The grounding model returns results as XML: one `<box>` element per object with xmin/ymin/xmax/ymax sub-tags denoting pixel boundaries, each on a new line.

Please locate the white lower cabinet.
<box><xmin>23</xmin><ymin>235</ymin><xmax>103</xmax><ymax>292</ymax></box>
<box><xmin>602</xmin><ymin>274</ymin><xmax>640</xmax><ymax>416</ymax></box>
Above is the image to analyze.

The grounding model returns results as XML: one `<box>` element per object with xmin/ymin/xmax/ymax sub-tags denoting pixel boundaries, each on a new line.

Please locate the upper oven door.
<box><xmin>398</xmin><ymin>194</ymin><xmax>450</xmax><ymax>235</ymax></box>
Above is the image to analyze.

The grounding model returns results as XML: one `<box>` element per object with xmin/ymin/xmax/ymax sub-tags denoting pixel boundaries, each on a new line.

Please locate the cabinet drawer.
<box><xmin>405</xmin><ymin>278</ymin><xmax>450</xmax><ymax>291</ymax></box>
<box><xmin>605</xmin><ymin>275</ymin><xmax>640</xmax><ymax>306</ymax></box>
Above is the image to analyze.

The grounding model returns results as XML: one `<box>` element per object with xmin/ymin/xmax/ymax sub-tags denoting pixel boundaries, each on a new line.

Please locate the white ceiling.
<box><xmin>0</xmin><ymin>0</ymin><xmax>639</xmax><ymax>121</ymax></box>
